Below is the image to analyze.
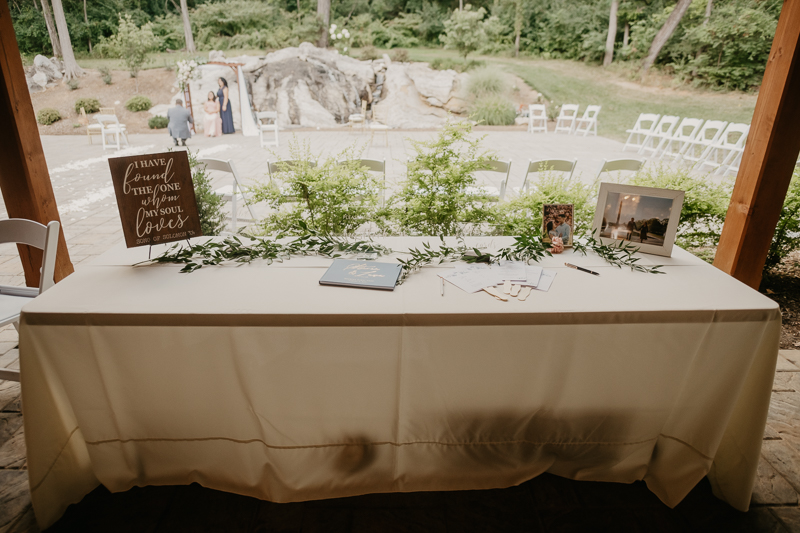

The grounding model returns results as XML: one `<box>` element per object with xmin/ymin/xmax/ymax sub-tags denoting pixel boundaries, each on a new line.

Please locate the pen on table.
<box><xmin>565</xmin><ymin>263</ymin><xmax>600</xmax><ymax>276</ymax></box>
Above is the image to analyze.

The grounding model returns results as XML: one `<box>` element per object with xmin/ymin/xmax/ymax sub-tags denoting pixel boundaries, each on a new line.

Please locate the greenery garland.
<box><xmin>147</xmin><ymin>225</ymin><xmax>663</xmax><ymax>279</ymax></box>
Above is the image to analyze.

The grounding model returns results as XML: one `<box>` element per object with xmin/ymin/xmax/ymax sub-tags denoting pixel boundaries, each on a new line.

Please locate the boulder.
<box><xmin>33</xmin><ymin>54</ymin><xmax>62</xmax><ymax>81</ymax></box>
<box><xmin>32</xmin><ymin>71</ymin><xmax>49</xmax><ymax>88</ymax></box>
<box><xmin>372</xmin><ymin>64</ymin><xmax>448</xmax><ymax>129</ymax></box>
<box><xmin>208</xmin><ymin>50</ymin><xmax>226</xmax><ymax>62</ymax></box>
<box><xmin>148</xmin><ymin>104</ymin><xmax>170</xmax><ymax>117</ymax></box>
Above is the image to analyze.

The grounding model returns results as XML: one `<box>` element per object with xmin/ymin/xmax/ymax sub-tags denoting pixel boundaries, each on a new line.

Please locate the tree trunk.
<box><xmin>50</xmin><ymin>0</ymin><xmax>83</xmax><ymax>80</ymax></box>
<box><xmin>704</xmin><ymin>0</ymin><xmax>713</xmax><ymax>24</ymax></box>
<box><xmin>459</xmin><ymin>0</ymin><xmax>463</xmax><ymax>10</ymax></box>
<box><xmin>40</xmin><ymin>0</ymin><xmax>61</xmax><ymax>58</ymax></box>
<box><xmin>623</xmin><ymin>22</ymin><xmax>629</xmax><ymax>47</ymax></box>
<box><xmin>514</xmin><ymin>0</ymin><xmax>522</xmax><ymax>58</ymax></box>
<box><xmin>82</xmin><ymin>0</ymin><xmax>91</xmax><ymax>53</ymax></box>
<box><xmin>317</xmin><ymin>0</ymin><xmax>330</xmax><ymax>48</ymax></box>
<box><xmin>603</xmin><ymin>0</ymin><xmax>619</xmax><ymax>67</ymax></box>
<box><xmin>180</xmin><ymin>0</ymin><xmax>196</xmax><ymax>53</ymax></box>
<box><xmin>641</xmin><ymin>0</ymin><xmax>692</xmax><ymax>75</ymax></box>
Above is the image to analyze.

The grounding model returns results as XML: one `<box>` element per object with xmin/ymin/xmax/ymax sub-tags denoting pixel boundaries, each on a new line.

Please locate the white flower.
<box><xmin>343</xmin><ymin>46</ymin><xmax>348</xmax><ymax>52</ymax></box>
<box><xmin>330</xmin><ymin>24</ymin><xmax>337</xmax><ymax>30</ymax></box>
<box><xmin>343</xmin><ymin>29</ymin><xmax>350</xmax><ymax>38</ymax></box>
<box><xmin>336</xmin><ymin>33</ymin><xmax>342</xmax><ymax>39</ymax></box>
<box><xmin>330</xmin><ymin>33</ymin><xmax>336</xmax><ymax>39</ymax></box>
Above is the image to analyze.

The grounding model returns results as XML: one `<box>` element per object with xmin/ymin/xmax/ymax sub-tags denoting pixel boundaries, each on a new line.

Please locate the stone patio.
<box><xmin>0</xmin><ymin>130</ymin><xmax>797</xmax><ymax>531</ymax></box>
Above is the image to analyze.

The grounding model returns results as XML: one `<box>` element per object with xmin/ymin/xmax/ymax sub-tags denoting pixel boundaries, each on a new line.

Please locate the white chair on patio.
<box><xmin>199</xmin><ymin>158</ymin><xmax>256</xmax><ymax>233</ymax></box>
<box><xmin>695</xmin><ymin>123</ymin><xmax>750</xmax><ymax>174</ymax></box>
<box><xmin>348</xmin><ymin>101</ymin><xmax>368</xmax><ymax>133</ymax></box>
<box><xmin>80</xmin><ymin>107</ymin><xmax>103</xmax><ymax>145</ymax></box>
<box><xmin>554</xmin><ymin>104</ymin><xmax>579</xmax><ymax>134</ymax></box>
<box><xmin>639</xmin><ymin>115</ymin><xmax>680</xmax><ymax>157</ymax></box>
<box><xmin>469</xmin><ymin>160</ymin><xmax>513</xmax><ymax>201</ymax></box>
<box><xmin>658</xmin><ymin>118</ymin><xmax>704</xmax><ymax>161</ymax></box>
<box><xmin>268</xmin><ymin>160</ymin><xmax>318</xmax><ymax>201</ymax></box>
<box><xmin>95</xmin><ymin>114</ymin><xmax>129</xmax><ymax>150</ymax></box>
<box><xmin>519</xmin><ymin>159</ymin><xmax>577</xmax><ymax>194</ymax></box>
<box><xmin>573</xmin><ymin>105</ymin><xmax>601</xmax><ymax>136</ymax></box>
<box><xmin>0</xmin><ymin>219</ymin><xmax>59</xmax><ymax>382</ymax></box>
<box><xmin>337</xmin><ymin>158</ymin><xmax>385</xmax><ymax>203</ymax></box>
<box><xmin>528</xmin><ymin>104</ymin><xmax>547</xmax><ymax>133</ymax></box>
<box><xmin>678</xmin><ymin>120</ymin><xmax>728</xmax><ymax>167</ymax></box>
<box><xmin>256</xmin><ymin>111</ymin><xmax>279</xmax><ymax>148</ymax></box>
<box><xmin>594</xmin><ymin>159</ymin><xmax>644</xmax><ymax>183</ymax></box>
<box><xmin>623</xmin><ymin>113</ymin><xmax>660</xmax><ymax>152</ymax></box>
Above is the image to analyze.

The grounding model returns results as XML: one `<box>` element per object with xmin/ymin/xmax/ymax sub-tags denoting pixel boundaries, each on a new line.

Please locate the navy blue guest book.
<box><xmin>319</xmin><ymin>259</ymin><xmax>403</xmax><ymax>291</ymax></box>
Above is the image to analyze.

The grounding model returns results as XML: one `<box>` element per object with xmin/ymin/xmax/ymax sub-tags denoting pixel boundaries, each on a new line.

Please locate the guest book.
<box><xmin>319</xmin><ymin>259</ymin><xmax>403</xmax><ymax>291</ymax></box>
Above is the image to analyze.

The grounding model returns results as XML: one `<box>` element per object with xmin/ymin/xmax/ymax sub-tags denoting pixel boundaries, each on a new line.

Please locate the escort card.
<box><xmin>108</xmin><ymin>151</ymin><xmax>202</xmax><ymax>248</ymax></box>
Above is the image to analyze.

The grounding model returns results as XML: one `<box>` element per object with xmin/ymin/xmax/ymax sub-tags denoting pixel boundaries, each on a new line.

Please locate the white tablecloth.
<box><xmin>20</xmin><ymin>238</ymin><xmax>780</xmax><ymax>528</ymax></box>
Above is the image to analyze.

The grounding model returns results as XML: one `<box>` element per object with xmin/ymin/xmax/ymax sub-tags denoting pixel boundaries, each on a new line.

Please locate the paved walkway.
<box><xmin>1</xmin><ymin>130</ymin><xmax>797</xmax><ymax>531</ymax></box>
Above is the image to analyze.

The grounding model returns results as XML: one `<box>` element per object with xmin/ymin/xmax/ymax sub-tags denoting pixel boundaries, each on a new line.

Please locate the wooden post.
<box><xmin>0</xmin><ymin>0</ymin><xmax>73</xmax><ymax>286</ymax></box>
<box><xmin>713</xmin><ymin>0</ymin><xmax>800</xmax><ymax>289</ymax></box>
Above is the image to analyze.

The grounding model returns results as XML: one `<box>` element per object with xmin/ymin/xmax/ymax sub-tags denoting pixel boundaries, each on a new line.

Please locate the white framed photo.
<box><xmin>592</xmin><ymin>183</ymin><xmax>685</xmax><ymax>257</ymax></box>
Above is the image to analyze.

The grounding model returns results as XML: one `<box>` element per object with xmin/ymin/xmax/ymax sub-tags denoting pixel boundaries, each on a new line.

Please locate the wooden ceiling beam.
<box><xmin>713</xmin><ymin>0</ymin><xmax>800</xmax><ymax>289</ymax></box>
<box><xmin>0</xmin><ymin>0</ymin><xmax>73</xmax><ymax>286</ymax></box>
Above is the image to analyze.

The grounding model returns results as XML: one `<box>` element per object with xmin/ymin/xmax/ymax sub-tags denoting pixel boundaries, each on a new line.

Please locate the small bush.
<box><xmin>36</xmin><ymin>108</ymin><xmax>61</xmax><ymax>125</ymax></box>
<box><xmin>430</xmin><ymin>57</ymin><xmax>484</xmax><ymax>73</ymax></box>
<box><xmin>74</xmin><ymin>97</ymin><xmax>100</xmax><ymax>114</ymax></box>
<box><xmin>188</xmin><ymin>151</ymin><xmax>226</xmax><ymax>236</ymax></box>
<box><xmin>466</xmin><ymin>67</ymin><xmax>508</xmax><ymax>98</ymax></box>
<box><xmin>389</xmin><ymin>48</ymin><xmax>409</xmax><ymax>62</ymax></box>
<box><xmin>360</xmin><ymin>45</ymin><xmax>380</xmax><ymax>60</ymax></box>
<box><xmin>766</xmin><ymin>166</ymin><xmax>800</xmax><ymax>271</ymax></box>
<box><xmin>66</xmin><ymin>79</ymin><xmax>80</xmax><ymax>91</ymax></box>
<box><xmin>469</xmin><ymin>95</ymin><xmax>517</xmax><ymax>126</ymax></box>
<box><xmin>148</xmin><ymin>115</ymin><xmax>169</xmax><ymax>129</ymax></box>
<box><xmin>99</xmin><ymin>66</ymin><xmax>112</xmax><ymax>85</ymax></box>
<box><xmin>125</xmin><ymin>95</ymin><xmax>152</xmax><ymax>112</ymax></box>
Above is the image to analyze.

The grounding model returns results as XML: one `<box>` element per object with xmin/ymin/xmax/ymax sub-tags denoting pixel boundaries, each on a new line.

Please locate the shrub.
<box><xmin>765</xmin><ymin>167</ymin><xmax>800</xmax><ymax>271</ymax></box>
<box><xmin>66</xmin><ymin>79</ymin><xmax>80</xmax><ymax>91</ymax></box>
<box><xmin>249</xmin><ymin>141</ymin><xmax>384</xmax><ymax>236</ymax></box>
<box><xmin>430</xmin><ymin>57</ymin><xmax>484</xmax><ymax>73</ymax></box>
<box><xmin>148</xmin><ymin>115</ymin><xmax>169</xmax><ymax>129</ymax></box>
<box><xmin>360</xmin><ymin>45</ymin><xmax>380</xmax><ymax>60</ymax></box>
<box><xmin>188</xmin><ymin>151</ymin><xmax>226</xmax><ymax>236</ymax></box>
<box><xmin>36</xmin><ymin>108</ymin><xmax>61</xmax><ymax>125</ymax></box>
<box><xmin>389</xmin><ymin>48</ymin><xmax>409</xmax><ymax>62</ymax></box>
<box><xmin>496</xmin><ymin>172</ymin><xmax>595</xmax><ymax>237</ymax></box>
<box><xmin>126</xmin><ymin>95</ymin><xmax>152</xmax><ymax>112</ymax></box>
<box><xmin>74</xmin><ymin>97</ymin><xmax>100</xmax><ymax>114</ymax></box>
<box><xmin>440</xmin><ymin>5</ymin><xmax>487</xmax><ymax>60</ymax></box>
<box><xmin>386</xmin><ymin>121</ymin><xmax>496</xmax><ymax>236</ymax></box>
<box><xmin>466</xmin><ymin>68</ymin><xmax>508</xmax><ymax>98</ymax></box>
<box><xmin>98</xmin><ymin>66</ymin><xmax>112</xmax><ymax>85</ymax></box>
<box><xmin>96</xmin><ymin>14</ymin><xmax>158</xmax><ymax>85</ymax></box>
<box><xmin>469</xmin><ymin>95</ymin><xmax>517</xmax><ymax>126</ymax></box>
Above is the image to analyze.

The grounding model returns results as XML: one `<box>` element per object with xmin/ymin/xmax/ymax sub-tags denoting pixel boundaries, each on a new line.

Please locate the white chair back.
<box><xmin>472</xmin><ymin>159</ymin><xmax>512</xmax><ymax>201</ymax></box>
<box><xmin>95</xmin><ymin>114</ymin><xmax>128</xmax><ymax>150</ymax></box>
<box><xmin>0</xmin><ymin>219</ymin><xmax>59</xmax><ymax>293</ymax></box>
<box><xmin>659</xmin><ymin>118</ymin><xmax>704</xmax><ymax>161</ymax></box>
<box><xmin>521</xmin><ymin>159</ymin><xmax>577</xmax><ymax>193</ymax></box>
<box><xmin>595</xmin><ymin>159</ymin><xmax>644</xmax><ymax>182</ymax></box>
<box><xmin>198</xmin><ymin>158</ymin><xmax>255</xmax><ymax>232</ymax></box>
<box><xmin>574</xmin><ymin>105</ymin><xmax>601</xmax><ymax>136</ymax></box>
<box><xmin>623</xmin><ymin>113</ymin><xmax>660</xmax><ymax>152</ymax></box>
<box><xmin>554</xmin><ymin>104</ymin><xmax>579</xmax><ymax>134</ymax></box>
<box><xmin>257</xmin><ymin>111</ymin><xmax>279</xmax><ymax>148</ymax></box>
<box><xmin>680</xmin><ymin>120</ymin><xmax>728</xmax><ymax>164</ymax></box>
<box><xmin>528</xmin><ymin>104</ymin><xmax>547</xmax><ymax>134</ymax></box>
<box><xmin>337</xmin><ymin>159</ymin><xmax>386</xmax><ymax>202</ymax></box>
<box><xmin>696</xmin><ymin>123</ymin><xmax>750</xmax><ymax>173</ymax></box>
<box><xmin>639</xmin><ymin>115</ymin><xmax>680</xmax><ymax>156</ymax></box>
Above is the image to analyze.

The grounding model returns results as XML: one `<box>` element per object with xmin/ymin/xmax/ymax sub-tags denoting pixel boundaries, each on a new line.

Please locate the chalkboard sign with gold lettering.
<box><xmin>108</xmin><ymin>151</ymin><xmax>203</xmax><ymax>248</ymax></box>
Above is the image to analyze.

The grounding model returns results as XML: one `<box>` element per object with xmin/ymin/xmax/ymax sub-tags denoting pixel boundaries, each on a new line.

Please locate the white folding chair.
<box><xmin>520</xmin><ymin>159</ymin><xmax>577</xmax><ymax>194</ymax></box>
<box><xmin>348</xmin><ymin>101</ymin><xmax>368</xmax><ymax>133</ymax></box>
<box><xmin>658</xmin><ymin>118</ymin><xmax>704</xmax><ymax>161</ymax></box>
<box><xmin>573</xmin><ymin>105</ymin><xmax>601</xmax><ymax>136</ymax></box>
<box><xmin>0</xmin><ymin>219</ymin><xmax>59</xmax><ymax>382</ymax></box>
<box><xmin>639</xmin><ymin>115</ymin><xmax>680</xmax><ymax>157</ymax></box>
<box><xmin>268</xmin><ymin>160</ymin><xmax>318</xmax><ymax>202</ymax></box>
<box><xmin>469</xmin><ymin>160</ymin><xmax>513</xmax><ymax>201</ymax></box>
<box><xmin>95</xmin><ymin>114</ymin><xmax>129</xmax><ymax>150</ymax></box>
<box><xmin>198</xmin><ymin>158</ymin><xmax>256</xmax><ymax>233</ymax></box>
<box><xmin>528</xmin><ymin>104</ymin><xmax>547</xmax><ymax>134</ymax></box>
<box><xmin>679</xmin><ymin>120</ymin><xmax>728</xmax><ymax>166</ymax></box>
<box><xmin>337</xmin><ymin>158</ymin><xmax>385</xmax><ymax>203</ymax></box>
<box><xmin>554</xmin><ymin>105</ymin><xmax>579</xmax><ymax>134</ymax></box>
<box><xmin>623</xmin><ymin>113</ymin><xmax>660</xmax><ymax>152</ymax></box>
<box><xmin>695</xmin><ymin>123</ymin><xmax>750</xmax><ymax>174</ymax></box>
<box><xmin>256</xmin><ymin>111</ymin><xmax>279</xmax><ymax>148</ymax></box>
<box><xmin>80</xmin><ymin>107</ymin><xmax>103</xmax><ymax>144</ymax></box>
<box><xmin>595</xmin><ymin>159</ymin><xmax>644</xmax><ymax>183</ymax></box>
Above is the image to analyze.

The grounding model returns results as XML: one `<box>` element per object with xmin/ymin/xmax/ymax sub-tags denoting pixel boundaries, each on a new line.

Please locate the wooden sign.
<box><xmin>108</xmin><ymin>151</ymin><xmax>202</xmax><ymax>247</ymax></box>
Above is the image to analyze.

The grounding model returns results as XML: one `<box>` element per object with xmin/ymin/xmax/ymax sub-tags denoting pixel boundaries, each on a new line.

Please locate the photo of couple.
<box><xmin>599</xmin><ymin>192</ymin><xmax>672</xmax><ymax>247</ymax></box>
<box><xmin>543</xmin><ymin>204</ymin><xmax>574</xmax><ymax>247</ymax></box>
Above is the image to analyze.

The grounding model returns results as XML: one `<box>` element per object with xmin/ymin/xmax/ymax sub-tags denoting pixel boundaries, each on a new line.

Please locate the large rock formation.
<box><xmin>26</xmin><ymin>55</ymin><xmax>63</xmax><ymax>92</ymax></box>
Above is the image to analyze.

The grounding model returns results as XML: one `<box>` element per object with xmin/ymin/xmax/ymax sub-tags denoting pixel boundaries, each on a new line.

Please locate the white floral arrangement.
<box><xmin>176</xmin><ymin>59</ymin><xmax>200</xmax><ymax>91</ymax></box>
<box><xmin>328</xmin><ymin>24</ymin><xmax>352</xmax><ymax>55</ymax></box>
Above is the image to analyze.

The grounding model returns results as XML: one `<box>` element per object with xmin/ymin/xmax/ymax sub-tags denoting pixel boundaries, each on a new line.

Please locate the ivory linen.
<box><xmin>20</xmin><ymin>239</ymin><xmax>779</xmax><ymax>529</ymax></box>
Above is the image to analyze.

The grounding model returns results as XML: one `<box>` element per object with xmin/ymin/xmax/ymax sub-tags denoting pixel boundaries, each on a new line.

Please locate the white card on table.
<box><xmin>534</xmin><ymin>269</ymin><xmax>557</xmax><ymax>292</ymax></box>
<box><xmin>497</xmin><ymin>260</ymin><xmax>527</xmax><ymax>281</ymax></box>
<box><xmin>521</xmin><ymin>266</ymin><xmax>543</xmax><ymax>288</ymax></box>
<box><xmin>440</xmin><ymin>269</ymin><xmax>500</xmax><ymax>294</ymax></box>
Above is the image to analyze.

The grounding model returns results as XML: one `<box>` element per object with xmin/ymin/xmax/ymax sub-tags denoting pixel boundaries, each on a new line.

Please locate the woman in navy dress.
<box><xmin>217</xmin><ymin>77</ymin><xmax>235</xmax><ymax>134</ymax></box>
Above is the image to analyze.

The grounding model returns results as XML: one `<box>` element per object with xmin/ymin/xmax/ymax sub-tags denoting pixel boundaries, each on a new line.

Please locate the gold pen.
<box><xmin>565</xmin><ymin>262</ymin><xmax>600</xmax><ymax>276</ymax></box>
<box><xmin>441</xmin><ymin>277</ymin><xmax>445</xmax><ymax>296</ymax></box>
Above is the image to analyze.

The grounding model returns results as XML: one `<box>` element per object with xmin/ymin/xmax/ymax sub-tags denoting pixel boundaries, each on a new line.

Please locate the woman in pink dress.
<box><xmin>203</xmin><ymin>91</ymin><xmax>222</xmax><ymax>137</ymax></box>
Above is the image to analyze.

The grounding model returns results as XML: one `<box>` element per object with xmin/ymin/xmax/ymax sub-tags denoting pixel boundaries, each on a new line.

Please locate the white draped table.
<box><xmin>20</xmin><ymin>237</ymin><xmax>779</xmax><ymax>528</ymax></box>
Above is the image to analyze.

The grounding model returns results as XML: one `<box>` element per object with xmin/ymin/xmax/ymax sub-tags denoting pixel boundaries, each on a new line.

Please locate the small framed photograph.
<box><xmin>592</xmin><ymin>183</ymin><xmax>684</xmax><ymax>257</ymax></box>
<box><xmin>543</xmin><ymin>204</ymin><xmax>574</xmax><ymax>247</ymax></box>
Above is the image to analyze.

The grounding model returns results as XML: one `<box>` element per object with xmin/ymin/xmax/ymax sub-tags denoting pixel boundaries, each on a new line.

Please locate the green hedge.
<box><xmin>125</xmin><ymin>95</ymin><xmax>152</xmax><ymax>112</ymax></box>
<box><xmin>148</xmin><ymin>115</ymin><xmax>169</xmax><ymax>129</ymax></box>
<box><xmin>74</xmin><ymin>97</ymin><xmax>101</xmax><ymax>114</ymax></box>
<box><xmin>36</xmin><ymin>108</ymin><xmax>61</xmax><ymax>125</ymax></box>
